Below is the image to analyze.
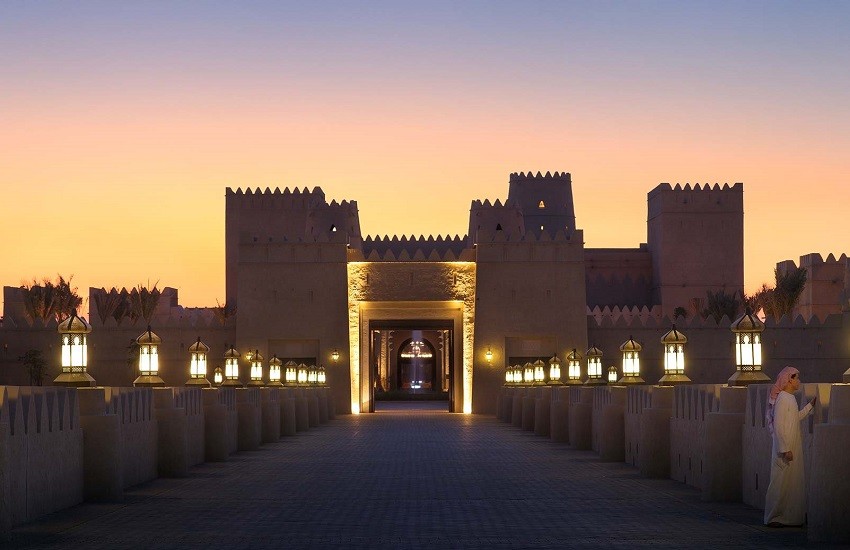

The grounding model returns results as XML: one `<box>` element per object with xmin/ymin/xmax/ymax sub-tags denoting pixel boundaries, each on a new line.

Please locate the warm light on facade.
<box><xmin>186</xmin><ymin>337</ymin><xmax>211</xmax><ymax>387</ymax></box>
<box><xmin>134</xmin><ymin>326</ymin><xmax>165</xmax><ymax>387</ymax></box>
<box><xmin>728</xmin><ymin>308</ymin><xmax>769</xmax><ymax>385</ymax></box>
<box><xmin>54</xmin><ymin>309</ymin><xmax>95</xmax><ymax>387</ymax></box>
<box><xmin>584</xmin><ymin>345</ymin><xmax>604</xmax><ymax>385</ymax></box>
<box><xmin>618</xmin><ymin>336</ymin><xmax>645</xmax><ymax>385</ymax></box>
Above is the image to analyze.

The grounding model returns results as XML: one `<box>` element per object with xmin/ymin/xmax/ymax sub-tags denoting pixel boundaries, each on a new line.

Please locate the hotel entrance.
<box><xmin>368</xmin><ymin>320</ymin><xmax>453</xmax><ymax>411</ymax></box>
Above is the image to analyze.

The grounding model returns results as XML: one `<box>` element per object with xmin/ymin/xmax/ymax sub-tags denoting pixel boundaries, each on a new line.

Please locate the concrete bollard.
<box><xmin>809</xmin><ymin>384</ymin><xmax>850</xmax><ymax>544</ymax></box>
<box><xmin>260</xmin><ymin>388</ymin><xmax>281</xmax><ymax>444</ymax></box>
<box><xmin>500</xmin><ymin>390</ymin><xmax>514</xmax><ymax>423</ymax></box>
<box><xmin>569</xmin><ymin>387</ymin><xmax>593</xmax><ymax>450</ymax></box>
<box><xmin>638</xmin><ymin>386</ymin><xmax>673</xmax><ymax>479</ymax></box>
<box><xmin>307</xmin><ymin>390</ymin><xmax>320</xmax><ymax>428</ymax></box>
<box><xmin>534</xmin><ymin>387</ymin><xmax>551</xmax><ymax>437</ymax></box>
<box><xmin>153</xmin><ymin>389</ymin><xmax>189</xmax><ymax>478</ymax></box>
<box><xmin>598</xmin><ymin>386</ymin><xmax>626</xmax><ymax>462</ymax></box>
<box><xmin>202</xmin><ymin>388</ymin><xmax>232</xmax><ymax>461</ymax></box>
<box><xmin>318</xmin><ymin>390</ymin><xmax>329</xmax><ymax>424</ymax></box>
<box><xmin>511</xmin><ymin>388</ymin><xmax>524</xmax><ymax>428</ymax></box>
<box><xmin>295</xmin><ymin>390</ymin><xmax>310</xmax><ymax>432</ymax></box>
<box><xmin>235</xmin><ymin>388</ymin><xmax>261</xmax><ymax>451</ymax></box>
<box><xmin>281</xmin><ymin>398</ymin><xmax>297</xmax><ymax>436</ymax></box>
<box><xmin>77</xmin><ymin>388</ymin><xmax>122</xmax><ymax>501</ymax></box>
<box><xmin>703</xmin><ymin>386</ymin><xmax>746</xmax><ymax>502</ymax></box>
<box><xmin>522</xmin><ymin>388</ymin><xmax>537</xmax><ymax>431</ymax></box>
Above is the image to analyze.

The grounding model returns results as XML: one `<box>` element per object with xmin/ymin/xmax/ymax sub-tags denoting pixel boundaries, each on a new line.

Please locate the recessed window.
<box><xmin>538</xmin><ymin>200</ymin><xmax>545</xmax><ymax>208</ymax></box>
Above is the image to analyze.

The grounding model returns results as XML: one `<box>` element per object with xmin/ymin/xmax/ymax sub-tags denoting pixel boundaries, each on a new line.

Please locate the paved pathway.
<box><xmin>7</xmin><ymin>402</ymin><xmax>828</xmax><ymax>549</ymax></box>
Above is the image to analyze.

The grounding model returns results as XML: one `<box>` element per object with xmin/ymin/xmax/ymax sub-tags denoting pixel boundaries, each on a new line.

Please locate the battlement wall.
<box><xmin>647</xmin><ymin>182</ymin><xmax>743</xmax><ymax>217</ymax></box>
<box><xmin>360</xmin><ymin>234</ymin><xmax>471</xmax><ymax>262</ymax></box>
<box><xmin>585</xmin><ymin>247</ymin><xmax>654</xmax><ymax>309</ymax></box>
<box><xmin>506</xmin><ymin>171</ymin><xmax>576</xmax><ymax>235</ymax></box>
<box><xmin>777</xmin><ymin>253</ymin><xmax>849</xmax><ymax>321</ymax></box>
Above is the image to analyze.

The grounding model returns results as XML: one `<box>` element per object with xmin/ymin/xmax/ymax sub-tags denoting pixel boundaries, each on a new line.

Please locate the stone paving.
<box><xmin>6</xmin><ymin>402</ymin><xmax>832</xmax><ymax>549</ymax></box>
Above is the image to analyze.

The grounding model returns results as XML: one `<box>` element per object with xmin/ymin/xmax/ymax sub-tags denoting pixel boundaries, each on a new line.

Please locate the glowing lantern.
<box><xmin>659</xmin><ymin>326</ymin><xmax>691</xmax><ymax>385</ymax></box>
<box><xmin>533</xmin><ymin>359</ymin><xmax>546</xmax><ymax>385</ymax></box>
<box><xmin>318</xmin><ymin>365</ymin><xmax>327</xmax><ymax>386</ymax></box>
<box><xmin>548</xmin><ymin>355</ymin><xmax>562</xmax><ymax>385</ymax></box>
<box><xmin>728</xmin><ymin>308</ymin><xmax>770</xmax><ymax>385</ymax></box>
<box><xmin>247</xmin><ymin>350</ymin><xmax>264</xmax><ymax>387</ymax></box>
<box><xmin>297</xmin><ymin>363</ymin><xmax>309</xmax><ymax>386</ymax></box>
<box><xmin>268</xmin><ymin>355</ymin><xmax>283</xmax><ymax>386</ymax></box>
<box><xmin>566</xmin><ymin>349</ymin><xmax>583</xmax><ymax>385</ymax></box>
<box><xmin>618</xmin><ymin>336</ymin><xmax>645</xmax><ymax>385</ymax></box>
<box><xmin>54</xmin><ymin>309</ymin><xmax>95</xmax><ymax>387</ymax></box>
<box><xmin>523</xmin><ymin>362</ymin><xmax>534</xmax><ymax>385</ymax></box>
<box><xmin>308</xmin><ymin>364</ymin><xmax>318</xmax><ymax>385</ymax></box>
<box><xmin>134</xmin><ymin>326</ymin><xmax>164</xmax><ymax>387</ymax></box>
<box><xmin>607</xmin><ymin>366</ymin><xmax>619</xmax><ymax>384</ymax></box>
<box><xmin>213</xmin><ymin>367</ymin><xmax>223</xmax><ymax>385</ymax></box>
<box><xmin>584</xmin><ymin>345</ymin><xmax>605</xmax><ymax>385</ymax></box>
<box><xmin>186</xmin><ymin>337</ymin><xmax>211</xmax><ymax>387</ymax></box>
<box><xmin>284</xmin><ymin>360</ymin><xmax>298</xmax><ymax>386</ymax></box>
<box><xmin>222</xmin><ymin>345</ymin><xmax>242</xmax><ymax>387</ymax></box>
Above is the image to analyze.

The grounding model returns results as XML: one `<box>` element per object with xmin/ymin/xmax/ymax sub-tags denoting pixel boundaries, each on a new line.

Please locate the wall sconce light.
<box><xmin>485</xmin><ymin>348</ymin><xmax>493</xmax><ymax>363</ymax></box>
<box><xmin>331</xmin><ymin>349</ymin><xmax>340</xmax><ymax>363</ymax></box>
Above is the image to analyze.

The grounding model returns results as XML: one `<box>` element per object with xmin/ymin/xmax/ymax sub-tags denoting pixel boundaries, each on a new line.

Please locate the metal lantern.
<box><xmin>659</xmin><ymin>325</ymin><xmax>691</xmax><ymax>385</ymax></box>
<box><xmin>533</xmin><ymin>359</ymin><xmax>546</xmax><ymax>385</ymax></box>
<box><xmin>566</xmin><ymin>349</ymin><xmax>582</xmax><ymax>385</ymax></box>
<box><xmin>504</xmin><ymin>364</ymin><xmax>512</xmax><ymax>386</ymax></box>
<box><xmin>331</xmin><ymin>349</ymin><xmax>340</xmax><ymax>363</ymax></box>
<box><xmin>523</xmin><ymin>362</ymin><xmax>534</xmax><ymax>385</ymax></box>
<box><xmin>318</xmin><ymin>365</ymin><xmax>326</xmax><ymax>386</ymax></box>
<box><xmin>268</xmin><ymin>355</ymin><xmax>283</xmax><ymax>386</ymax></box>
<box><xmin>728</xmin><ymin>308</ymin><xmax>770</xmax><ymax>385</ymax></box>
<box><xmin>186</xmin><ymin>337</ymin><xmax>211</xmax><ymax>387</ymax></box>
<box><xmin>297</xmin><ymin>363</ymin><xmax>309</xmax><ymax>386</ymax></box>
<box><xmin>213</xmin><ymin>366</ymin><xmax>223</xmax><ymax>385</ymax></box>
<box><xmin>485</xmin><ymin>348</ymin><xmax>493</xmax><ymax>364</ymax></box>
<box><xmin>584</xmin><ymin>345</ymin><xmax>605</xmax><ymax>385</ymax></box>
<box><xmin>54</xmin><ymin>309</ymin><xmax>95</xmax><ymax>387</ymax></box>
<box><xmin>512</xmin><ymin>364</ymin><xmax>522</xmax><ymax>385</ymax></box>
<box><xmin>284</xmin><ymin>360</ymin><xmax>298</xmax><ymax>386</ymax></box>
<box><xmin>134</xmin><ymin>326</ymin><xmax>165</xmax><ymax>387</ymax></box>
<box><xmin>618</xmin><ymin>336</ymin><xmax>645</xmax><ymax>385</ymax></box>
<box><xmin>247</xmin><ymin>350</ymin><xmax>264</xmax><ymax>387</ymax></box>
<box><xmin>548</xmin><ymin>355</ymin><xmax>562</xmax><ymax>385</ymax></box>
<box><xmin>308</xmin><ymin>364</ymin><xmax>318</xmax><ymax>385</ymax></box>
<box><xmin>222</xmin><ymin>344</ymin><xmax>242</xmax><ymax>387</ymax></box>
<box><xmin>607</xmin><ymin>366</ymin><xmax>619</xmax><ymax>384</ymax></box>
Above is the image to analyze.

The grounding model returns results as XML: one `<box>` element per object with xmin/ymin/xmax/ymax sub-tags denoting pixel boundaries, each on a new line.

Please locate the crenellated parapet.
<box><xmin>506</xmin><ymin>171</ymin><xmax>576</xmax><ymax>236</ymax></box>
<box><xmin>648</xmin><ymin>182</ymin><xmax>743</xmax><ymax>217</ymax></box>
<box><xmin>468</xmin><ymin>198</ymin><xmax>525</xmax><ymax>244</ymax></box>
<box><xmin>225</xmin><ymin>186</ymin><xmax>327</xmax><ymax>209</ymax></box>
<box><xmin>360</xmin><ymin>234</ymin><xmax>471</xmax><ymax>262</ymax></box>
<box><xmin>777</xmin><ymin>252</ymin><xmax>850</xmax><ymax>320</ymax></box>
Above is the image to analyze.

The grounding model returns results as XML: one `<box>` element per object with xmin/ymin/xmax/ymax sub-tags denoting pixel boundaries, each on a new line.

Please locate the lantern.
<box><xmin>54</xmin><ymin>309</ymin><xmax>95</xmax><ymax>387</ymax></box>
<box><xmin>221</xmin><ymin>344</ymin><xmax>242</xmax><ymax>387</ymax></box>
<box><xmin>548</xmin><ymin>355</ymin><xmax>562</xmax><ymax>385</ymax></box>
<box><xmin>318</xmin><ymin>365</ymin><xmax>327</xmax><ymax>386</ymax></box>
<box><xmin>584</xmin><ymin>345</ymin><xmax>605</xmax><ymax>385</ymax></box>
<box><xmin>520</xmin><ymin>362</ymin><xmax>532</xmax><ymax>385</ymax></box>
<box><xmin>186</xmin><ymin>337</ymin><xmax>211</xmax><ymax>387</ymax></box>
<box><xmin>607</xmin><ymin>366</ymin><xmax>619</xmax><ymax>384</ymax></box>
<box><xmin>659</xmin><ymin>326</ymin><xmax>691</xmax><ymax>385</ymax></box>
<box><xmin>308</xmin><ymin>364</ymin><xmax>318</xmax><ymax>385</ymax></box>
<box><xmin>284</xmin><ymin>360</ymin><xmax>298</xmax><ymax>386</ymax></box>
<box><xmin>566</xmin><ymin>349</ymin><xmax>582</xmax><ymax>385</ymax></box>
<box><xmin>297</xmin><ymin>363</ymin><xmax>309</xmax><ymax>386</ymax></box>
<box><xmin>213</xmin><ymin>366</ymin><xmax>223</xmax><ymax>385</ymax></box>
<box><xmin>268</xmin><ymin>355</ymin><xmax>283</xmax><ymax>386</ymax></box>
<box><xmin>331</xmin><ymin>349</ymin><xmax>340</xmax><ymax>363</ymax></box>
<box><xmin>728</xmin><ymin>308</ymin><xmax>770</xmax><ymax>385</ymax></box>
<box><xmin>533</xmin><ymin>359</ymin><xmax>546</xmax><ymax>385</ymax></box>
<box><xmin>618</xmin><ymin>336</ymin><xmax>645</xmax><ymax>385</ymax></box>
<box><xmin>134</xmin><ymin>326</ymin><xmax>165</xmax><ymax>387</ymax></box>
<box><xmin>485</xmin><ymin>348</ymin><xmax>493</xmax><ymax>364</ymax></box>
<box><xmin>248</xmin><ymin>350</ymin><xmax>264</xmax><ymax>387</ymax></box>
<box><xmin>504</xmin><ymin>364</ymin><xmax>512</xmax><ymax>386</ymax></box>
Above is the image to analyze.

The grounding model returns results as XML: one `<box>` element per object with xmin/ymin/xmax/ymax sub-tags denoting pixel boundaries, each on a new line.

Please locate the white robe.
<box><xmin>763</xmin><ymin>391</ymin><xmax>813</xmax><ymax>526</ymax></box>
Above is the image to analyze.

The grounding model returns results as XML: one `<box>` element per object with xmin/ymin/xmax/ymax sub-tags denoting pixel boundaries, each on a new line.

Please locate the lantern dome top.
<box><xmin>619</xmin><ymin>336</ymin><xmax>642</xmax><ymax>352</ymax></box>
<box><xmin>250</xmin><ymin>350</ymin><xmax>264</xmax><ymax>362</ymax></box>
<box><xmin>533</xmin><ymin>359</ymin><xmax>545</xmax><ymax>367</ymax></box>
<box><xmin>224</xmin><ymin>345</ymin><xmax>239</xmax><ymax>359</ymax></box>
<box><xmin>585</xmin><ymin>345</ymin><xmax>603</xmax><ymax>358</ymax></box>
<box><xmin>284</xmin><ymin>360</ymin><xmax>298</xmax><ymax>367</ymax></box>
<box><xmin>58</xmin><ymin>309</ymin><xmax>91</xmax><ymax>334</ymax></box>
<box><xmin>731</xmin><ymin>308</ymin><xmax>764</xmax><ymax>333</ymax></box>
<box><xmin>136</xmin><ymin>326</ymin><xmax>161</xmax><ymax>345</ymax></box>
<box><xmin>269</xmin><ymin>355</ymin><xmax>282</xmax><ymax>367</ymax></box>
<box><xmin>187</xmin><ymin>337</ymin><xmax>210</xmax><ymax>353</ymax></box>
<box><xmin>567</xmin><ymin>349</ymin><xmax>581</xmax><ymax>361</ymax></box>
<box><xmin>548</xmin><ymin>355</ymin><xmax>560</xmax><ymax>365</ymax></box>
<box><xmin>660</xmin><ymin>326</ymin><xmax>687</xmax><ymax>344</ymax></box>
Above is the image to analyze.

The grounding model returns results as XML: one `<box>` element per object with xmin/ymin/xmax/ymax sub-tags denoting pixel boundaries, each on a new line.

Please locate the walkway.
<box><xmin>9</xmin><ymin>403</ymin><xmax>821</xmax><ymax>549</ymax></box>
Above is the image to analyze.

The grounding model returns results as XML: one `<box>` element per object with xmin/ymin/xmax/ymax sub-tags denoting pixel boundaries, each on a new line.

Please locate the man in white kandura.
<box><xmin>764</xmin><ymin>366</ymin><xmax>816</xmax><ymax>527</ymax></box>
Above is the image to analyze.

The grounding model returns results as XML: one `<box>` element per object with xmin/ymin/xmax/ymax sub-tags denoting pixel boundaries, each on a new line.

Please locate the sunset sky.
<box><xmin>2</xmin><ymin>1</ymin><xmax>849</xmax><ymax>311</ymax></box>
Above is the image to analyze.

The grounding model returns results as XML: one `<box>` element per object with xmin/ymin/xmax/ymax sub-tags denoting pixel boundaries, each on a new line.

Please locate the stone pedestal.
<box><xmin>598</xmin><ymin>386</ymin><xmax>626</xmax><ymax>462</ymax></box>
<box><xmin>152</xmin><ymin>388</ymin><xmax>189</xmax><ymax>478</ymax></box>
<box><xmin>235</xmin><ymin>388</ymin><xmax>261</xmax><ymax>452</ymax></box>
<box><xmin>511</xmin><ymin>389</ymin><xmax>525</xmax><ymax>428</ymax></box>
<box><xmin>703</xmin><ymin>386</ymin><xmax>746</xmax><ymax>502</ymax></box>
<box><xmin>281</xmin><ymin>398</ymin><xmax>297</xmax><ymax>436</ymax></box>
<box><xmin>260</xmin><ymin>388</ymin><xmax>281</xmax><ymax>443</ymax></box>
<box><xmin>569</xmin><ymin>387</ymin><xmax>593</xmax><ymax>450</ymax></box>
<box><xmin>78</xmin><ymin>388</ymin><xmax>122</xmax><ymax>501</ymax></box>
<box><xmin>638</xmin><ymin>386</ymin><xmax>674</xmax><ymax>479</ymax></box>
<box><xmin>809</xmin><ymin>384</ymin><xmax>850</xmax><ymax>544</ymax></box>
<box><xmin>534</xmin><ymin>387</ymin><xmax>551</xmax><ymax>437</ymax></box>
<box><xmin>522</xmin><ymin>389</ymin><xmax>537</xmax><ymax>432</ymax></box>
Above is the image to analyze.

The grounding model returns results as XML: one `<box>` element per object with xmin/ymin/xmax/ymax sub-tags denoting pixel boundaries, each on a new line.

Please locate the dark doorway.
<box><xmin>368</xmin><ymin>319</ymin><xmax>453</xmax><ymax>412</ymax></box>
